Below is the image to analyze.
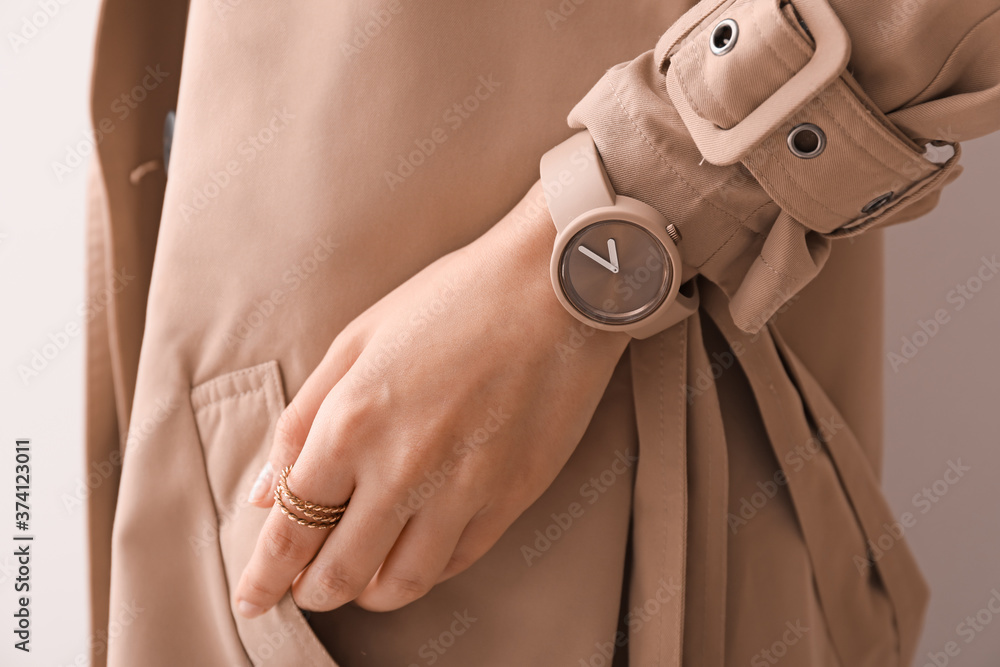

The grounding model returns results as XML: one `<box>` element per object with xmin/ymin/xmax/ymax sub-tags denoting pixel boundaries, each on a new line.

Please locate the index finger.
<box><xmin>234</xmin><ymin>501</ymin><xmax>329</xmax><ymax>618</ymax></box>
<box><xmin>235</xmin><ymin>457</ymin><xmax>354</xmax><ymax>617</ymax></box>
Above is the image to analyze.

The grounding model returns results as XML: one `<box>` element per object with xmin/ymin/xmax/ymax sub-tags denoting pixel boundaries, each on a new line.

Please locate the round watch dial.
<box><xmin>559</xmin><ymin>220</ymin><xmax>672</xmax><ymax>325</ymax></box>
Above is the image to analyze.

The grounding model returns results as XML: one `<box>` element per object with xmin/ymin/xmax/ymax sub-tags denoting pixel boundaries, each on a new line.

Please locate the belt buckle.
<box><xmin>675</xmin><ymin>0</ymin><xmax>852</xmax><ymax>165</ymax></box>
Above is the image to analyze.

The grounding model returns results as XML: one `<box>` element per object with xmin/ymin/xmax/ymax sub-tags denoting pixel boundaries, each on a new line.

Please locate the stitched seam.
<box><xmin>194</xmin><ymin>365</ymin><xmax>263</xmax><ymax>390</ymax></box>
<box><xmin>765</xmin><ymin>18</ymin><xmax>916</xmax><ymax>182</ymax></box>
<box><xmin>680</xmin><ymin>0</ymin><xmax>781</xmax><ymax>130</ymax></box>
<box><xmin>780</xmin><ymin>13</ymin><xmax>817</xmax><ymax>60</ymax></box>
<box><xmin>823</xmin><ymin>150</ymin><xmax>959</xmax><ymax>238</ymax></box>
<box><xmin>694</xmin><ymin>45</ymin><xmax>740</xmax><ymax>127</ymax></box>
<box><xmin>694</xmin><ymin>199</ymin><xmax>771</xmax><ymax>271</ymax></box>
<box><xmin>774</xmin><ymin>13</ymin><xmax>926</xmax><ymax>182</ymax></box>
<box><xmin>662</xmin><ymin>0</ymin><xmax>735</xmax><ymax>63</ymax></box>
<box><xmin>675</xmin><ymin>49</ymin><xmax>714</xmax><ymax>122</ymax></box>
<box><xmin>753</xmin><ymin>147</ymin><xmax>850</xmax><ymax>222</ymax></box>
<box><xmin>607</xmin><ymin>79</ymin><xmax>744</xmax><ymax>225</ymax></box>
<box><xmin>668</xmin><ymin>7</ymin><xmax>856</xmax><ymax>227</ymax></box>
<box><xmin>816</xmin><ymin>90</ymin><xmax>925</xmax><ymax>181</ymax></box>
<box><xmin>757</xmin><ymin>0</ymin><xmax>802</xmax><ymax>74</ymax></box>
<box><xmin>194</xmin><ymin>386</ymin><xmax>265</xmax><ymax>413</ymax></box>
<box><xmin>758</xmin><ymin>254</ymin><xmax>800</xmax><ymax>282</ymax></box>
<box><xmin>696</xmin><ymin>223</ymin><xmax>762</xmax><ymax>271</ymax></box>
<box><xmin>191</xmin><ymin>365</ymin><xmax>269</xmax><ymax>408</ymax></box>
<box><xmin>739</xmin><ymin>198</ymin><xmax>776</xmax><ymax>226</ymax></box>
<box><xmin>263</xmin><ymin>363</ymin><xmax>286</xmax><ymax>418</ymax></box>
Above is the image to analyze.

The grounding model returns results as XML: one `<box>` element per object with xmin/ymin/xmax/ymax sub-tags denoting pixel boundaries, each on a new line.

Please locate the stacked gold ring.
<box><xmin>273</xmin><ymin>465</ymin><xmax>349</xmax><ymax>530</ymax></box>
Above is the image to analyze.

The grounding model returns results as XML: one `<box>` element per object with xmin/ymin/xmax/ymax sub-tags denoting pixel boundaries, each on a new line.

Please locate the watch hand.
<box><xmin>579</xmin><ymin>241</ymin><xmax>620</xmax><ymax>273</ymax></box>
<box><xmin>606</xmin><ymin>238</ymin><xmax>618</xmax><ymax>270</ymax></box>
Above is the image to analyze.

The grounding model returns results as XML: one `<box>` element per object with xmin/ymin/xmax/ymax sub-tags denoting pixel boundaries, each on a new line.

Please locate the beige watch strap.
<box><xmin>539</xmin><ymin>130</ymin><xmax>616</xmax><ymax>232</ymax></box>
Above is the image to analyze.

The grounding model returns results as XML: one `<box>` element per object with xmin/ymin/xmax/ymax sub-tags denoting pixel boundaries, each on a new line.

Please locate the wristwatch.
<box><xmin>540</xmin><ymin>130</ymin><xmax>698</xmax><ymax>339</ymax></box>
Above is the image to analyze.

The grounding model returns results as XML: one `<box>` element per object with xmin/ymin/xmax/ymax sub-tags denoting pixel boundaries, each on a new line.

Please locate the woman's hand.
<box><xmin>234</xmin><ymin>181</ymin><xmax>630</xmax><ymax>618</ymax></box>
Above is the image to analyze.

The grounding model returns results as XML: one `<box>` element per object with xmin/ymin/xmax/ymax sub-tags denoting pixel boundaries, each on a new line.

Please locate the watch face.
<box><xmin>559</xmin><ymin>220</ymin><xmax>672</xmax><ymax>325</ymax></box>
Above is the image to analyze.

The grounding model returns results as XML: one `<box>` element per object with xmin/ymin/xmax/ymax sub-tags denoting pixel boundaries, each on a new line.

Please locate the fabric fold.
<box><xmin>703</xmin><ymin>281</ymin><xmax>927</xmax><ymax>667</ymax></box>
<box><xmin>628</xmin><ymin>319</ymin><xmax>691</xmax><ymax>667</ymax></box>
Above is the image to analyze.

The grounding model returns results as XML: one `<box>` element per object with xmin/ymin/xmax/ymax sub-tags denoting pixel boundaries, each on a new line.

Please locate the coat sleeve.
<box><xmin>567</xmin><ymin>0</ymin><xmax>1000</xmax><ymax>332</ymax></box>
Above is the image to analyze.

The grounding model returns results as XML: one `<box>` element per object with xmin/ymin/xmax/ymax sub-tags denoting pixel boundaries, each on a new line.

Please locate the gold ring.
<box><xmin>273</xmin><ymin>465</ymin><xmax>349</xmax><ymax>530</ymax></box>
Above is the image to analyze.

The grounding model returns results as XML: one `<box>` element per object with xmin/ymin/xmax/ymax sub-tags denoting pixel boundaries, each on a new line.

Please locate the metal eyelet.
<box><xmin>710</xmin><ymin>19</ymin><xmax>739</xmax><ymax>56</ymax></box>
<box><xmin>861</xmin><ymin>192</ymin><xmax>894</xmax><ymax>215</ymax></box>
<box><xmin>787</xmin><ymin>123</ymin><xmax>826</xmax><ymax>159</ymax></box>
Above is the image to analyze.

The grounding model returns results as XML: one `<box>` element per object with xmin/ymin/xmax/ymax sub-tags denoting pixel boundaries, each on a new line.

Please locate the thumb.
<box><xmin>247</xmin><ymin>331</ymin><xmax>364</xmax><ymax>507</ymax></box>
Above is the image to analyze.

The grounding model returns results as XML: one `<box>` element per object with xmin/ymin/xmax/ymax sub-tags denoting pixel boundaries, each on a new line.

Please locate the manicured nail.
<box><xmin>247</xmin><ymin>462</ymin><xmax>274</xmax><ymax>504</ymax></box>
<box><xmin>237</xmin><ymin>599</ymin><xmax>266</xmax><ymax>619</ymax></box>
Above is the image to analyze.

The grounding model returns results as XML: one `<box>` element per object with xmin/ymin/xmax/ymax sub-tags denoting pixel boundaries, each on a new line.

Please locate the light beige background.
<box><xmin>0</xmin><ymin>1</ymin><xmax>997</xmax><ymax>664</ymax></box>
<box><xmin>1</xmin><ymin>0</ymin><xmax>100</xmax><ymax>665</ymax></box>
<box><xmin>884</xmin><ymin>134</ymin><xmax>1000</xmax><ymax>667</ymax></box>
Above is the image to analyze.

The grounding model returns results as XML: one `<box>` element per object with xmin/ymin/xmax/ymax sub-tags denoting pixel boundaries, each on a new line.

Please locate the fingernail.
<box><xmin>247</xmin><ymin>462</ymin><xmax>274</xmax><ymax>504</ymax></box>
<box><xmin>237</xmin><ymin>599</ymin><xmax>266</xmax><ymax>619</ymax></box>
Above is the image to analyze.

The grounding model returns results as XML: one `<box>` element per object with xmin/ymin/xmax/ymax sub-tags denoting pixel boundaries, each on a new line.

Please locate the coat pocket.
<box><xmin>191</xmin><ymin>360</ymin><xmax>338</xmax><ymax>667</ymax></box>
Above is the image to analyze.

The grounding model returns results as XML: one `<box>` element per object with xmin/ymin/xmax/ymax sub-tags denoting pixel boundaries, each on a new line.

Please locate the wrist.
<box><xmin>484</xmin><ymin>181</ymin><xmax>631</xmax><ymax>354</ymax></box>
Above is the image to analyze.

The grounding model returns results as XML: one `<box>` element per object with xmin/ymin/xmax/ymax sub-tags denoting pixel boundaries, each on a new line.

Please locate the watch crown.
<box><xmin>665</xmin><ymin>224</ymin><xmax>682</xmax><ymax>244</ymax></box>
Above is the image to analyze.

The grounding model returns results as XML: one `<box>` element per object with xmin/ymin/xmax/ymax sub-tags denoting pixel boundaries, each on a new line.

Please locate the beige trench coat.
<box><xmin>84</xmin><ymin>0</ymin><xmax>1000</xmax><ymax>665</ymax></box>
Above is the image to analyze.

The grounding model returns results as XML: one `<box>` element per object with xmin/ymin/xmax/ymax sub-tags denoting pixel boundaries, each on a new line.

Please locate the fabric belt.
<box><xmin>704</xmin><ymin>281</ymin><xmax>927</xmax><ymax>667</ymax></box>
<box><xmin>656</xmin><ymin>0</ymin><xmax>963</xmax><ymax>235</ymax></box>
<box><xmin>626</xmin><ymin>281</ymin><xmax>928</xmax><ymax>667</ymax></box>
